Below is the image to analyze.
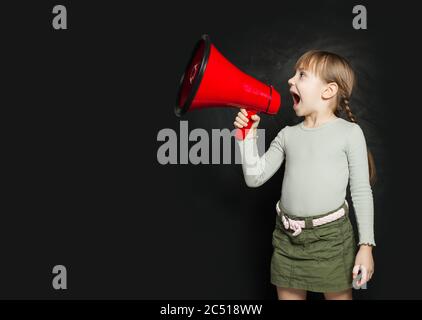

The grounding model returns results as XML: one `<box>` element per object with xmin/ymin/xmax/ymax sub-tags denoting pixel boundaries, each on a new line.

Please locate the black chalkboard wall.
<box><xmin>2</xmin><ymin>0</ymin><xmax>420</xmax><ymax>299</ymax></box>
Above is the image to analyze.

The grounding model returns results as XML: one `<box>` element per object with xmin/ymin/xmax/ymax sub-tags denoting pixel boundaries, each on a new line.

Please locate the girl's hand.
<box><xmin>352</xmin><ymin>245</ymin><xmax>374</xmax><ymax>287</ymax></box>
<box><xmin>234</xmin><ymin>108</ymin><xmax>261</xmax><ymax>130</ymax></box>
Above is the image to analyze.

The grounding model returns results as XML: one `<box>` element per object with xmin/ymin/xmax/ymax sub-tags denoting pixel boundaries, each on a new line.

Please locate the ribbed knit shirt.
<box><xmin>237</xmin><ymin>117</ymin><xmax>375</xmax><ymax>246</ymax></box>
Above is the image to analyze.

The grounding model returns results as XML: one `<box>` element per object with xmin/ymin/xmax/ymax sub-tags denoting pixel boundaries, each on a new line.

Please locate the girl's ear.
<box><xmin>322</xmin><ymin>82</ymin><xmax>338</xmax><ymax>100</ymax></box>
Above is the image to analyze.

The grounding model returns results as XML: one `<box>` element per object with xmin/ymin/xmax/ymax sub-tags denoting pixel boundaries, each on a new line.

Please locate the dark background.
<box><xmin>2</xmin><ymin>0</ymin><xmax>421</xmax><ymax>299</ymax></box>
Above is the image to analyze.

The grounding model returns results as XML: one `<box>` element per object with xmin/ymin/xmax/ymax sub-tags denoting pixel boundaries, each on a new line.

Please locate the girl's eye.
<box><xmin>299</xmin><ymin>71</ymin><xmax>305</xmax><ymax>78</ymax></box>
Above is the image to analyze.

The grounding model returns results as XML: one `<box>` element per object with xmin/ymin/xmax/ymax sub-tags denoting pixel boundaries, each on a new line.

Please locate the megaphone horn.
<box><xmin>176</xmin><ymin>34</ymin><xmax>281</xmax><ymax>140</ymax></box>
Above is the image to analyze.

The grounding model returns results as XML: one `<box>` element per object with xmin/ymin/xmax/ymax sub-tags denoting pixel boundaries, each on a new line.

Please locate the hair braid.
<box><xmin>341</xmin><ymin>97</ymin><xmax>377</xmax><ymax>186</ymax></box>
<box><xmin>338</xmin><ymin>97</ymin><xmax>357</xmax><ymax>123</ymax></box>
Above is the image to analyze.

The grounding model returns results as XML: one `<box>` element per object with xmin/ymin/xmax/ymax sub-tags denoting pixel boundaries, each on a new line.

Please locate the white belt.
<box><xmin>276</xmin><ymin>200</ymin><xmax>348</xmax><ymax>236</ymax></box>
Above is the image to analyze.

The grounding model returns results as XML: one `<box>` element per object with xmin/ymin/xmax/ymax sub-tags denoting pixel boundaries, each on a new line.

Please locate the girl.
<box><xmin>234</xmin><ymin>50</ymin><xmax>376</xmax><ymax>300</ymax></box>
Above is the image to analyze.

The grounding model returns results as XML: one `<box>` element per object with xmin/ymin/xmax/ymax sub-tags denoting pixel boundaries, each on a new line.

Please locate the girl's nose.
<box><xmin>288</xmin><ymin>77</ymin><xmax>294</xmax><ymax>86</ymax></box>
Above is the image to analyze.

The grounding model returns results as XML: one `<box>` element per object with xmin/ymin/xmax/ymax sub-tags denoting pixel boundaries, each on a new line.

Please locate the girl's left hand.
<box><xmin>352</xmin><ymin>245</ymin><xmax>374</xmax><ymax>287</ymax></box>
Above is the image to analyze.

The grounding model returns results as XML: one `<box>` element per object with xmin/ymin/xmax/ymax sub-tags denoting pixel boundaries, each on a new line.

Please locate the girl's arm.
<box><xmin>346</xmin><ymin>123</ymin><xmax>376</xmax><ymax>247</ymax></box>
<box><xmin>235</xmin><ymin>110</ymin><xmax>287</xmax><ymax>188</ymax></box>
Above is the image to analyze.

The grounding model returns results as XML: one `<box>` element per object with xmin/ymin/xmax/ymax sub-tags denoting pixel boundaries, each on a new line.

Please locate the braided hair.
<box><xmin>334</xmin><ymin>93</ymin><xmax>377</xmax><ymax>186</ymax></box>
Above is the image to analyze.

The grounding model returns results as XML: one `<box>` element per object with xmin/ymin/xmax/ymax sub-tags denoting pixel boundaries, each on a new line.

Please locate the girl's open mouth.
<box><xmin>291</xmin><ymin>92</ymin><xmax>301</xmax><ymax>105</ymax></box>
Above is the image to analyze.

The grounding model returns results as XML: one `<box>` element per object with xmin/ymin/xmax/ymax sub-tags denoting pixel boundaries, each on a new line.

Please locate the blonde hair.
<box><xmin>295</xmin><ymin>50</ymin><xmax>377</xmax><ymax>186</ymax></box>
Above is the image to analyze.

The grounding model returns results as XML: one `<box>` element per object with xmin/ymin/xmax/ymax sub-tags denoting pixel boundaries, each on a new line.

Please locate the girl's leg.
<box><xmin>323</xmin><ymin>288</ymin><xmax>352</xmax><ymax>300</ymax></box>
<box><xmin>276</xmin><ymin>287</ymin><xmax>307</xmax><ymax>300</ymax></box>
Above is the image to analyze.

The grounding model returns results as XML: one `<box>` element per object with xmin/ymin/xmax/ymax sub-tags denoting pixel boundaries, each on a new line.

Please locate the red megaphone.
<box><xmin>175</xmin><ymin>34</ymin><xmax>281</xmax><ymax>140</ymax></box>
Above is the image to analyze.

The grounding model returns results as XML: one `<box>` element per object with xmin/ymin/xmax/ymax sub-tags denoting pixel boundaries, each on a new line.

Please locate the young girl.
<box><xmin>234</xmin><ymin>50</ymin><xmax>376</xmax><ymax>300</ymax></box>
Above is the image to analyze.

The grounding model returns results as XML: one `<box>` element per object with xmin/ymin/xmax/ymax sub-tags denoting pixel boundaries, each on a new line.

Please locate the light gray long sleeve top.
<box><xmin>237</xmin><ymin>117</ymin><xmax>375</xmax><ymax>246</ymax></box>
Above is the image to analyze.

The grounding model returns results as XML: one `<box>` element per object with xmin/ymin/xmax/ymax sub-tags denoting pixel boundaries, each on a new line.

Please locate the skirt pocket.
<box><xmin>308</xmin><ymin>220</ymin><xmax>345</xmax><ymax>261</ymax></box>
<box><xmin>271</xmin><ymin>225</ymin><xmax>289</xmax><ymax>248</ymax></box>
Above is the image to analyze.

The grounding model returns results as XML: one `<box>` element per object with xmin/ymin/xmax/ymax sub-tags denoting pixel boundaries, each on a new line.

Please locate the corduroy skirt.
<box><xmin>270</xmin><ymin>200</ymin><xmax>357</xmax><ymax>293</ymax></box>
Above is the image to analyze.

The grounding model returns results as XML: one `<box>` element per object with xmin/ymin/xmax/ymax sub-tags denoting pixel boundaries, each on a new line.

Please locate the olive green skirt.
<box><xmin>270</xmin><ymin>201</ymin><xmax>357</xmax><ymax>293</ymax></box>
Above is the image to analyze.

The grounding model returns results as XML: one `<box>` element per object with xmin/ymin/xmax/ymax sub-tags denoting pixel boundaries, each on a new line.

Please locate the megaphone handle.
<box><xmin>235</xmin><ymin>110</ymin><xmax>257</xmax><ymax>140</ymax></box>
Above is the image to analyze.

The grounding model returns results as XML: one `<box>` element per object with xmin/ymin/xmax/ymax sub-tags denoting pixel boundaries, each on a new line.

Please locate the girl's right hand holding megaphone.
<box><xmin>234</xmin><ymin>108</ymin><xmax>261</xmax><ymax>138</ymax></box>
